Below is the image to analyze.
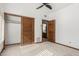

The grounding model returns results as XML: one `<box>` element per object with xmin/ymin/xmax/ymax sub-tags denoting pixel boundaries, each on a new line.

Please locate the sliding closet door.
<box><xmin>21</xmin><ymin>16</ymin><xmax>34</xmax><ymax>45</ymax></box>
<box><xmin>5</xmin><ymin>15</ymin><xmax>21</xmax><ymax>45</ymax></box>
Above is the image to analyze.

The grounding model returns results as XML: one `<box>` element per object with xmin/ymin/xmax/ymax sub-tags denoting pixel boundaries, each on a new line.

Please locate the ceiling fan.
<box><xmin>36</xmin><ymin>3</ymin><xmax>52</xmax><ymax>10</ymax></box>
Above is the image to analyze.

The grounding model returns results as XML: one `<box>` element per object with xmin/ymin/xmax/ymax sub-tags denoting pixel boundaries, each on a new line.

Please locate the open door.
<box><xmin>21</xmin><ymin>16</ymin><xmax>34</xmax><ymax>45</ymax></box>
<box><xmin>48</xmin><ymin>20</ymin><xmax>55</xmax><ymax>43</ymax></box>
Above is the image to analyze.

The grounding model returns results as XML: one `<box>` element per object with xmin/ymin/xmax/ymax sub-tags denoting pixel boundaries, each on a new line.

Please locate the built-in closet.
<box><xmin>4</xmin><ymin>13</ymin><xmax>34</xmax><ymax>45</ymax></box>
<box><xmin>4</xmin><ymin>13</ymin><xmax>21</xmax><ymax>45</ymax></box>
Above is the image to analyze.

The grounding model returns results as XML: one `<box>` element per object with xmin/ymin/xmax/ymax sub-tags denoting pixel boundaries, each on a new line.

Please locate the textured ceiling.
<box><xmin>49</xmin><ymin>3</ymin><xmax>73</xmax><ymax>11</ymax></box>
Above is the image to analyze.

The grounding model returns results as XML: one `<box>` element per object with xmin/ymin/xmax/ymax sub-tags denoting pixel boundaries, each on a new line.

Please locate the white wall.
<box><xmin>35</xmin><ymin>16</ymin><xmax>42</xmax><ymax>42</ymax></box>
<box><xmin>0</xmin><ymin>3</ymin><xmax>5</xmax><ymax>11</ymax></box>
<box><xmin>0</xmin><ymin>3</ymin><xmax>5</xmax><ymax>17</ymax></box>
<box><xmin>50</xmin><ymin>4</ymin><xmax>79</xmax><ymax>49</ymax></box>
<box><xmin>0</xmin><ymin>15</ymin><xmax>4</xmax><ymax>42</ymax></box>
<box><xmin>0</xmin><ymin>18</ymin><xmax>2</xmax><ymax>41</ymax></box>
<box><xmin>0</xmin><ymin>3</ymin><xmax>5</xmax><ymax>42</ymax></box>
<box><xmin>0</xmin><ymin>15</ymin><xmax>4</xmax><ymax>53</ymax></box>
<box><xmin>0</xmin><ymin>19</ymin><xmax>3</xmax><ymax>53</ymax></box>
<box><xmin>0</xmin><ymin>4</ymin><xmax>5</xmax><ymax>52</ymax></box>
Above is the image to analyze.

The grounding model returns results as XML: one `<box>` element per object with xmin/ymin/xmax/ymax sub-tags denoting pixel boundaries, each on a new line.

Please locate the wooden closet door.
<box><xmin>48</xmin><ymin>20</ymin><xmax>55</xmax><ymax>42</ymax></box>
<box><xmin>21</xmin><ymin>16</ymin><xmax>34</xmax><ymax>45</ymax></box>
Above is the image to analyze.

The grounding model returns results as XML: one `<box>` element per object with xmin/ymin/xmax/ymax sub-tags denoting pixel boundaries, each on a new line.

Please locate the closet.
<box><xmin>4</xmin><ymin>13</ymin><xmax>21</xmax><ymax>45</ymax></box>
<box><xmin>4</xmin><ymin>13</ymin><xmax>34</xmax><ymax>45</ymax></box>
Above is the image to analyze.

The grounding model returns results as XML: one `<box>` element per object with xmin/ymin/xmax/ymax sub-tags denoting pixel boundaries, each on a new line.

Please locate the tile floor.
<box><xmin>1</xmin><ymin>42</ymin><xmax>79</xmax><ymax>56</ymax></box>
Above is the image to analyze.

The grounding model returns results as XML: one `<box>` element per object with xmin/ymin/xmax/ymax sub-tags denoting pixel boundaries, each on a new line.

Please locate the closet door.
<box><xmin>5</xmin><ymin>15</ymin><xmax>21</xmax><ymax>45</ymax></box>
<box><xmin>21</xmin><ymin>16</ymin><xmax>34</xmax><ymax>45</ymax></box>
<box><xmin>48</xmin><ymin>20</ymin><xmax>55</xmax><ymax>42</ymax></box>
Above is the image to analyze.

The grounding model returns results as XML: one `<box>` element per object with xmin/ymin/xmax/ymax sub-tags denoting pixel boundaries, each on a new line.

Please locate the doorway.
<box><xmin>42</xmin><ymin>20</ymin><xmax>55</xmax><ymax>43</ymax></box>
<box><xmin>42</xmin><ymin>20</ymin><xmax>48</xmax><ymax>42</ymax></box>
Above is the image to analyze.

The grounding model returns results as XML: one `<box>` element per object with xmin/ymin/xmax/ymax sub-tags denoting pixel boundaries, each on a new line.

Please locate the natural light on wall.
<box><xmin>0</xmin><ymin>12</ymin><xmax>4</xmax><ymax>53</ymax></box>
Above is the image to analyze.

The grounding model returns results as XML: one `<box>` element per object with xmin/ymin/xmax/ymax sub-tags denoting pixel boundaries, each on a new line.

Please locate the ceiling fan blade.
<box><xmin>36</xmin><ymin>5</ymin><xmax>44</xmax><ymax>9</ymax></box>
<box><xmin>43</xmin><ymin>3</ymin><xmax>49</xmax><ymax>5</ymax></box>
<box><xmin>45</xmin><ymin>5</ymin><xmax>52</xmax><ymax>10</ymax></box>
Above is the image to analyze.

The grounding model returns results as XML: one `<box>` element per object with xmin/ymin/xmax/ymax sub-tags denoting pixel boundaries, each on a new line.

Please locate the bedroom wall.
<box><xmin>0</xmin><ymin>3</ymin><xmax>5</xmax><ymax>12</ymax></box>
<box><xmin>4</xmin><ymin>3</ymin><xmax>50</xmax><ymax>43</ymax></box>
<box><xmin>49</xmin><ymin>3</ymin><xmax>79</xmax><ymax>49</ymax></box>
<box><xmin>0</xmin><ymin>3</ymin><xmax>5</xmax><ymax>43</ymax></box>
<box><xmin>0</xmin><ymin>4</ymin><xmax>5</xmax><ymax>52</ymax></box>
<box><xmin>0</xmin><ymin>15</ymin><xmax>4</xmax><ymax>53</ymax></box>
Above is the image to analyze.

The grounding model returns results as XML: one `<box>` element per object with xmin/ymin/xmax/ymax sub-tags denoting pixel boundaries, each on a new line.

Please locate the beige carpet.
<box><xmin>36</xmin><ymin>49</ymin><xmax>53</xmax><ymax>56</ymax></box>
<box><xmin>1</xmin><ymin>42</ymin><xmax>79</xmax><ymax>56</ymax></box>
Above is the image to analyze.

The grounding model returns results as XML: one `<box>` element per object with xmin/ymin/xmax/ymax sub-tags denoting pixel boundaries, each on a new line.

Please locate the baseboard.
<box><xmin>0</xmin><ymin>46</ymin><xmax>5</xmax><ymax>56</ymax></box>
<box><xmin>5</xmin><ymin>43</ymin><xmax>21</xmax><ymax>46</ymax></box>
<box><xmin>21</xmin><ymin>42</ymin><xmax>35</xmax><ymax>46</ymax></box>
<box><xmin>34</xmin><ymin>42</ymin><xmax>42</xmax><ymax>44</ymax></box>
<box><xmin>55</xmin><ymin>42</ymin><xmax>79</xmax><ymax>50</ymax></box>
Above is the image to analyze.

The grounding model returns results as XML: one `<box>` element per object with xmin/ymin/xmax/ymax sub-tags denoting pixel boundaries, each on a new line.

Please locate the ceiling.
<box><xmin>46</xmin><ymin>3</ymin><xmax>73</xmax><ymax>11</ymax></box>
<box><xmin>1</xmin><ymin>3</ymin><xmax>73</xmax><ymax>12</ymax></box>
